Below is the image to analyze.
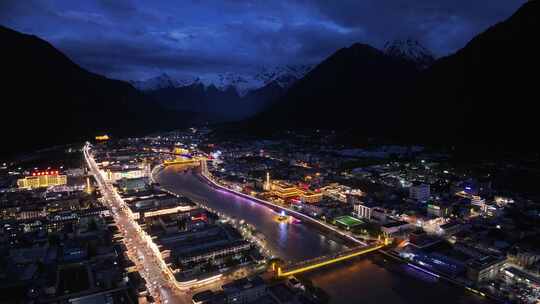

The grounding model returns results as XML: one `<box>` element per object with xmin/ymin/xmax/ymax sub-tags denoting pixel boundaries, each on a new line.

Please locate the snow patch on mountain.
<box><xmin>130</xmin><ymin>73</ymin><xmax>199</xmax><ymax>91</ymax></box>
<box><xmin>384</xmin><ymin>39</ymin><xmax>435</xmax><ymax>69</ymax></box>
<box><xmin>253</xmin><ymin>64</ymin><xmax>312</xmax><ymax>88</ymax></box>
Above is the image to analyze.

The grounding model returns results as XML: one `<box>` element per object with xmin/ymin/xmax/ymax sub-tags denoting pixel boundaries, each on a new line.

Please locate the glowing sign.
<box><xmin>95</xmin><ymin>135</ymin><xmax>110</xmax><ymax>141</ymax></box>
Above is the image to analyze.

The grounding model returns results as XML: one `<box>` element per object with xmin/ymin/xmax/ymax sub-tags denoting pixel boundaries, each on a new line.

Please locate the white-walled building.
<box><xmin>354</xmin><ymin>202</ymin><xmax>372</xmax><ymax>220</ymax></box>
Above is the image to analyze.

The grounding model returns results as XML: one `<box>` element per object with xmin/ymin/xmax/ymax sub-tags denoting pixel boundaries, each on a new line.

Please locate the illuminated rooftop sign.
<box><xmin>95</xmin><ymin>135</ymin><xmax>110</xmax><ymax>141</ymax></box>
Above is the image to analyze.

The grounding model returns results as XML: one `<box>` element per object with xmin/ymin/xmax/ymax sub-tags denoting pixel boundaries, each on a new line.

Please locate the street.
<box><xmin>84</xmin><ymin>143</ymin><xmax>188</xmax><ymax>304</ymax></box>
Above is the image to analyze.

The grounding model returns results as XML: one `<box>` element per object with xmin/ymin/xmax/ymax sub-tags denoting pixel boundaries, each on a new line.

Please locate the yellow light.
<box><xmin>95</xmin><ymin>135</ymin><xmax>110</xmax><ymax>141</ymax></box>
<box><xmin>278</xmin><ymin>244</ymin><xmax>383</xmax><ymax>277</ymax></box>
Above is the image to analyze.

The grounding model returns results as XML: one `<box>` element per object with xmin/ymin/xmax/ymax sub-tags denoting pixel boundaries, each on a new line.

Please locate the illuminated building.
<box><xmin>427</xmin><ymin>202</ymin><xmax>450</xmax><ymax>218</ymax></box>
<box><xmin>17</xmin><ymin>171</ymin><xmax>67</xmax><ymax>189</ymax></box>
<box><xmin>173</xmin><ymin>147</ymin><xmax>189</xmax><ymax>155</ymax></box>
<box><xmin>269</xmin><ymin>181</ymin><xmax>321</xmax><ymax>203</ymax></box>
<box><xmin>105</xmin><ymin>168</ymin><xmax>144</xmax><ymax>182</ymax></box>
<box><xmin>301</xmin><ymin>190</ymin><xmax>323</xmax><ymax>203</ymax></box>
<box><xmin>271</xmin><ymin>182</ymin><xmax>303</xmax><ymax>199</ymax></box>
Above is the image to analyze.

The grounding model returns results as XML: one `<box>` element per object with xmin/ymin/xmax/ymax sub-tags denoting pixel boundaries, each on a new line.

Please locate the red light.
<box><xmin>191</xmin><ymin>214</ymin><xmax>207</xmax><ymax>222</ymax></box>
<box><xmin>32</xmin><ymin>173</ymin><xmax>36</xmax><ymax>176</ymax></box>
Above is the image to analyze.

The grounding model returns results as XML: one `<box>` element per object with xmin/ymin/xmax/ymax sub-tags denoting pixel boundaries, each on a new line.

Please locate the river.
<box><xmin>157</xmin><ymin>165</ymin><xmax>489</xmax><ymax>304</ymax></box>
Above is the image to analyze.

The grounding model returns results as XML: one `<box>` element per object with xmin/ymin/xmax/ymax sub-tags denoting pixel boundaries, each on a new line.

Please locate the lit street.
<box><xmin>84</xmin><ymin>143</ymin><xmax>189</xmax><ymax>304</ymax></box>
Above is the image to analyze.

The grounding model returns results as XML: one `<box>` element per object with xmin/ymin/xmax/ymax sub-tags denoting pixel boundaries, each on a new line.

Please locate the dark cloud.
<box><xmin>307</xmin><ymin>0</ymin><xmax>527</xmax><ymax>53</ymax></box>
<box><xmin>0</xmin><ymin>0</ymin><xmax>527</xmax><ymax>80</ymax></box>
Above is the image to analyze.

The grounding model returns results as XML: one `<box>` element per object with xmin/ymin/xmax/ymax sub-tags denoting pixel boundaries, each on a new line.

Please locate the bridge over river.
<box><xmin>274</xmin><ymin>243</ymin><xmax>385</xmax><ymax>277</ymax></box>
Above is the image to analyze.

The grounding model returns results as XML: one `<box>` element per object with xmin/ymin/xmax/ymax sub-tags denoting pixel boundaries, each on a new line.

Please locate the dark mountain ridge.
<box><xmin>248</xmin><ymin>1</ymin><xmax>540</xmax><ymax>151</ymax></box>
<box><xmin>249</xmin><ymin>42</ymin><xmax>421</xmax><ymax>136</ymax></box>
<box><xmin>147</xmin><ymin>80</ymin><xmax>286</xmax><ymax>121</ymax></box>
<box><xmin>1</xmin><ymin>25</ymin><xmax>188</xmax><ymax>157</ymax></box>
<box><xmin>408</xmin><ymin>0</ymin><xmax>540</xmax><ymax>148</ymax></box>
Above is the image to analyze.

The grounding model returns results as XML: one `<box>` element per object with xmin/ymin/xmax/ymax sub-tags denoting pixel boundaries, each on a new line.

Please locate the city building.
<box><xmin>222</xmin><ymin>276</ymin><xmax>267</xmax><ymax>304</ymax></box>
<box><xmin>117</xmin><ymin>177</ymin><xmax>148</xmax><ymax>192</ymax></box>
<box><xmin>346</xmin><ymin>190</ymin><xmax>364</xmax><ymax>205</ymax></box>
<box><xmin>354</xmin><ymin>202</ymin><xmax>375</xmax><ymax>220</ymax></box>
<box><xmin>427</xmin><ymin>202</ymin><xmax>451</xmax><ymax>218</ymax></box>
<box><xmin>409</xmin><ymin>183</ymin><xmax>430</xmax><ymax>202</ymax></box>
<box><xmin>177</xmin><ymin>240</ymin><xmax>251</xmax><ymax>266</ymax></box>
<box><xmin>271</xmin><ymin>182</ymin><xmax>303</xmax><ymax>199</ymax></box>
<box><xmin>381</xmin><ymin>220</ymin><xmax>412</xmax><ymax>235</ymax></box>
<box><xmin>466</xmin><ymin>256</ymin><xmax>507</xmax><ymax>283</ymax></box>
<box><xmin>301</xmin><ymin>190</ymin><xmax>323</xmax><ymax>203</ymax></box>
<box><xmin>438</xmin><ymin>221</ymin><xmax>462</xmax><ymax>236</ymax></box>
<box><xmin>105</xmin><ymin>167</ymin><xmax>145</xmax><ymax>182</ymax></box>
<box><xmin>17</xmin><ymin>171</ymin><xmax>67</xmax><ymax>189</ymax></box>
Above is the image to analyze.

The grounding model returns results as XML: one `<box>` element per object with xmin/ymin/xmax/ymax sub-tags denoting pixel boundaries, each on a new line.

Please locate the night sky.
<box><xmin>1</xmin><ymin>0</ymin><xmax>526</xmax><ymax>80</ymax></box>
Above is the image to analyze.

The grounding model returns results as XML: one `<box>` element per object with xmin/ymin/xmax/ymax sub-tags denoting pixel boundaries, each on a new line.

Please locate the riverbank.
<box><xmin>195</xmin><ymin>171</ymin><xmax>364</xmax><ymax>247</ymax></box>
<box><xmin>155</xmin><ymin>166</ymin><xmax>491</xmax><ymax>304</ymax></box>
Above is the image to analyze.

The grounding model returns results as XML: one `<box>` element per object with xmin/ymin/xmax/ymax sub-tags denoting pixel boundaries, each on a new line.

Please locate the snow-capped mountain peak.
<box><xmin>384</xmin><ymin>39</ymin><xmax>435</xmax><ymax>69</ymax></box>
<box><xmin>130</xmin><ymin>73</ymin><xmax>198</xmax><ymax>91</ymax></box>
<box><xmin>198</xmin><ymin>72</ymin><xmax>253</xmax><ymax>96</ymax></box>
<box><xmin>197</xmin><ymin>64</ymin><xmax>313</xmax><ymax>96</ymax></box>
<box><xmin>131</xmin><ymin>64</ymin><xmax>313</xmax><ymax>96</ymax></box>
<box><xmin>253</xmin><ymin>64</ymin><xmax>312</xmax><ymax>88</ymax></box>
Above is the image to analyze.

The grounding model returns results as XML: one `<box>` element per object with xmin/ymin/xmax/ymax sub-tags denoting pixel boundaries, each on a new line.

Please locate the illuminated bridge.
<box><xmin>162</xmin><ymin>157</ymin><xmax>205</xmax><ymax>166</ymax></box>
<box><xmin>274</xmin><ymin>242</ymin><xmax>387</xmax><ymax>277</ymax></box>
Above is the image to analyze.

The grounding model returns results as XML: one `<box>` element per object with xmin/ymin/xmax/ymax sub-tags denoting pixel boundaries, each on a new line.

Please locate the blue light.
<box><xmin>407</xmin><ymin>263</ymin><xmax>440</xmax><ymax>278</ymax></box>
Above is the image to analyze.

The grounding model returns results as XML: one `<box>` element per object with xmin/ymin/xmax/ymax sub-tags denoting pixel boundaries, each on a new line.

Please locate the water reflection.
<box><xmin>157</xmin><ymin>166</ymin><xmax>346</xmax><ymax>262</ymax></box>
<box><xmin>157</xmin><ymin>167</ymin><xmax>490</xmax><ymax>304</ymax></box>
